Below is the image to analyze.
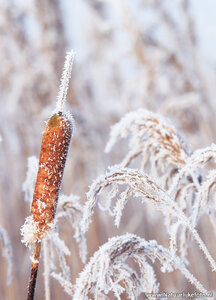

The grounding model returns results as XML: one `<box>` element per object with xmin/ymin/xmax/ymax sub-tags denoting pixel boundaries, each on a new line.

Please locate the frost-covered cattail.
<box><xmin>21</xmin><ymin>50</ymin><xmax>74</xmax><ymax>300</ymax></box>
<box><xmin>22</xmin><ymin>112</ymin><xmax>72</xmax><ymax>244</ymax></box>
<box><xmin>21</xmin><ymin>51</ymin><xmax>74</xmax><ymax>245</ymax></box>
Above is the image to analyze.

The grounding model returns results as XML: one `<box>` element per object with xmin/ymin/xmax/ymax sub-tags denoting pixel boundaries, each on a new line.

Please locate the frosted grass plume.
<box><xmin>82</xmin><ymin>166</ymin><xmax>216</xmax><ymax>273</ymax></box>
<box><xmin>105</xmin><ymin>108</ymin><xmax>190</xmax><ymax>169</ymax></box>
<box><xmin>72</xmin><ymin>234</ymin><xmax>207</xmax><ymax>299</ymax></box>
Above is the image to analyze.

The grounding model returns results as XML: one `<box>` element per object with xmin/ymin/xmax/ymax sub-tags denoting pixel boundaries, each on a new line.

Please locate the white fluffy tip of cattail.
<box><xmin>20</xmin><ymin>216</ymin><xmax>40</xmax><ymax>246</ymax></box>
<box><xmin>20</xmin><ymin>215</ymin><xmax>54</xmax><ymax>246</ymax></box>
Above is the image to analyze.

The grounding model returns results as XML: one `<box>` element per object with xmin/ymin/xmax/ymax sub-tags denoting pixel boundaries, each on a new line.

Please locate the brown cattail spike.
<box><xmin>21</xmin><ymin>50</ymin><xmax>75</xmax><ymax>300</ymax></box>
<box><xmin>21</xmin><ymin>51</ymin><xmax>74</xmax><ymax>245</ymax></box>
<box><xmin>31</xmin><ymin>112</ymin><xmax>72</xmax><ymax>240</ymax></box>
<box><xmin>22</xmin><ymin>112</ymin><xmax>72</xmax><ymax>244</ymax></box>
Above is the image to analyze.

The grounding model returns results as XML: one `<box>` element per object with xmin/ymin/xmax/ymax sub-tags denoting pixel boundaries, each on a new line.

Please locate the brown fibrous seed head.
<box><xmin>22</xmin><ymin>112</ymin><xmax>73</xmax><ymax>244</ymax></box>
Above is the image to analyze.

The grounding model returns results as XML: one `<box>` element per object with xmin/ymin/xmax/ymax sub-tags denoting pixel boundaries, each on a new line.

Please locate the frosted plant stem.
<box><xmin>179</xmin><ymin>264</ymin><xmax>207</xmax><ymax>293</ymax></box>
<box><xmin>43</xmin><ymin>239</ymin><xmax>50</xmax><ymax>300</ymax></box>
<box><xmin>56</xmin><ymin>50</ymin><xmax>75</xmax><ymax>112</ymax></box>
<box><xmin>178</xmin><ymin>210</ymin><xmax>216</xmax><ymax>272</ymax></box>
<box><xmin>170</xmin><ymin>215</ymin><xmax>216</xmax><ymax>272</ymax></box>
<box><xmin>191</xmin><ymin>228</ymin><xmax>216</xmax><ymax>272</ymax></box>
<box><xmin>27</xmin><ymin>242</ymin><xmax>41</xmax><ymax>300</ymax></box>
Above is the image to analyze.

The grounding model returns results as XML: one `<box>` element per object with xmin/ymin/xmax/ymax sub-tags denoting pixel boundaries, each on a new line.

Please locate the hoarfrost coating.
<box><xmin>82</xmin><ymin>166</ymin><xmax>216</xmax><ymax>273</ymax></box>
<box><xmin>72</xmin><ymin>234</ymin><xmax>206</xmax><ymax>299</ymax></box>
<box><xmin>56</xmin><ymin>50</ymin><xmax>75</xmax><ymax>112</ymax></box>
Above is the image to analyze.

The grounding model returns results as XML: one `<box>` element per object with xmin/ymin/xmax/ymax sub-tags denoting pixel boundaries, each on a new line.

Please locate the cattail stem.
<box><xmin>43</xmin><ymin>239</ymin><xmax>50</xmax><ymax>300</ymax></box>
<box><xmin>27</xmin><ymin>242</ymin><xmax>41</xmax><ymax>300</ymax></box>
<box><xmin>22</xmin><ymin>50</ymin><xmax>74</xmax><ymax>300</ymax></box>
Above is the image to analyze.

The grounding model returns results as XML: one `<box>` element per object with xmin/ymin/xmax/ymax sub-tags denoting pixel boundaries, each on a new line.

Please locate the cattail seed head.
<box><xmin>21</xmin><ymin>50</ymin><xmax>75</xmax><ymax>246</ymax></box>
<box><xmin>21</xmin><ymin>112</ymin><xmax>73</xmax><ymax>244</ymax></box>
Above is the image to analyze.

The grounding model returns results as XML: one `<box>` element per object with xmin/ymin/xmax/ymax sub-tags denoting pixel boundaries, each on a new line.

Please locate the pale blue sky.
<box><xmin>191</xmin><ymin>0</ymin><xmax>216</xmax><ymax>64</ymax></box>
